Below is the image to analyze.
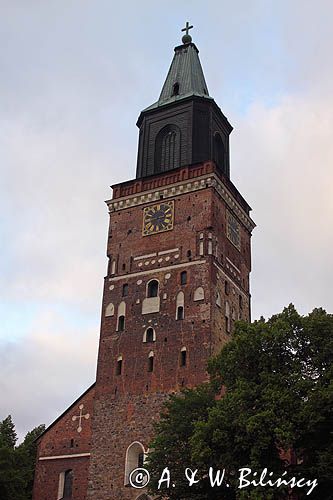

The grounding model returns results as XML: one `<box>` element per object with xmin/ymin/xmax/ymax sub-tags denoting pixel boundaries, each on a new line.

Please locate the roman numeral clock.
<box><xmin>142</xmin><ymin>201</ymin><xmax>174</xmax><ymax>236</ymax></box>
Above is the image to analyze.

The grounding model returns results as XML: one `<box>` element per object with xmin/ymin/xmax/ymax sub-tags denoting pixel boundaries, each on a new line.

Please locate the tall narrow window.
<box><xmin>225</xmin><ymin>301</ymin><xmax>231</xmax><ymax>334</ymax></box>
<box><xmin>154</xmin><ymin>125</ymin><xmax>180</xmax><ymax>173</ymax></box>
<box><xmin>180</xmin><ymin>271</ymin><xmax>187</xmax><ymax>285</ymax></box>
<box><xmin>148</xmin><ymin>352</ymin><xmax>154</xmax><ymax>372</ymax></box>
<box><xmin>116</xmin><ymin>356</ymin><xmax>123</xmax><ymax>375</ymax></box>
<box><xmin>117</xmin><ymin>301</ymin><xmax>126</xmax><ymax>331</ymax></box>
<box><xmin>180</xmin><ymin>348</ymin><xmax>187</xmax><ymax>367</ymax></box>
<box><xmin>63</xmin><ymin>469</ymin><xmax>73</xmax><ymax>499</ymax></box>
<box><xmin>147</xmin><ymin>280</ymin><xmax>159</xmax><ymax>298</ymax></box>
<box><xmin>213</xmin><ymin>132</ymin><xmax>226</xmax><ymax>174</ymax></box>
<box><xmin>239</xmin><ymin>294</ymin><xmax>243</xmax><ymax>309</ymax></box>
<box><xmin>146</xmin><ymin>328</ymin><xmax>154</xmax><ymax>343</ymax></box>
<box><xmin>176</xmin><ymin>291</ymin><xmax>185</xmax><ymax>320</ymax></box>
<box><xmin>225</xmin><ymin>280</ymin><xmax>229</xmax><ymax>295</ymax></box>
<box><xmin>177</xmin><ymin>306</ymin><xmax>184</xmax><ymax>320</ymax></box>
<box><xmin>124</xmin><ymin>442</ymin><xmax>146</xmax><ymax>486</ymax></box>
<box><xmin>118</xmin><ymin>315</ymin><xmax>125</xmax><ymax>331</ymax></box>
<box><xmin>122</xmin><ymin>284</ymin><xmax>128</xmax><ymax>297</ymax></box>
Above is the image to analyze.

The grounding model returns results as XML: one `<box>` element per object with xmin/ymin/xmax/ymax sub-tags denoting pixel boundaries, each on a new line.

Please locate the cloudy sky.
<box><xmin>1</xmin><ymin>1</ymin><xmax>333</xmax><ymax>440</ymax></box>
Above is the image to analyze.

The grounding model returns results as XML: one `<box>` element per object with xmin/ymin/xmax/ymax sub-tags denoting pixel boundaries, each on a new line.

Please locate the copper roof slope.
<box><xmin>144</xmin><ymin>42</ymin><xmax>212</xmax><ymax>111</ymax></box>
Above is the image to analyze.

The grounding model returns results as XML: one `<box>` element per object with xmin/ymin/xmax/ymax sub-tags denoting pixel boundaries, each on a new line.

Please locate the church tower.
<box><xmin>87</xmin><ymin>25</ymin><xmax>255</xmax><ymax>500</ymax></box>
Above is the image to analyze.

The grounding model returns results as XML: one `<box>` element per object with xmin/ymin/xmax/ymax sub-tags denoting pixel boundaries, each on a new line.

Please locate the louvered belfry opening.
<box><xmin>154</xmin><ymin>125</ymin><xmax>180</xmax><ymax>173</ymax></box>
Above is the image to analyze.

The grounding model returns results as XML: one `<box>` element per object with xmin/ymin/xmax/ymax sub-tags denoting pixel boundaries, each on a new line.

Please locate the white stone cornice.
<box><xmin>39</xmin><ymin>453</ymin><xmax>90</xmax><ymax>461</ymax></box>
<box><xmin>106</xmin><ymin>173</ymin><xmax>256</xmax><ymax>232</ymax></box>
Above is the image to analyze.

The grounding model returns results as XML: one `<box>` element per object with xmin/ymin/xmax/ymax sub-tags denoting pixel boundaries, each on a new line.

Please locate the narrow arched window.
<box><xmin>180</xmin><ymin>348</ymin><xmax>187</xmax><ymax>367</ymax></box>
<box><xmin>225</xmin><ymin>301</ymin><xmax>231</xmax><ymax>333</ymax></box>
<box><xmin>225</xmin><ymin>280</ymin><xmax>229</xmax><ymax>295</ymax></box>
<box><xmin>172</xmin><ymin>82</ymin><xmax>179</xmax><ymax>96</ymax></box>
<box><xmin>148</xmin><ymin>352</ymin><xmax>154</xmax><ymax>372</ymax></box>
<box><xmin>177</xmin><ymin>306</ymin><xmax>184</xmax><ymax>320</ymax></box>
<box><xmin>176</xmin><ymin>291</ymin><xmax>185</xmax><ymax>320</ymax></box>
<box><xmin>116</xmin><ymin>356</ymin><xmax>123</xmax><ymax>375</ymax></box>
<box><xmin>146</xmin><ymin>328</ymin><xmax>154</xmax><ymax>343</ymax></box>
<box><xmin>180</xmin><ymin>271</ymin><xmax>187</xmax><ymax>285</ymax></box>
<box><xmin>147</xmin><ymin>280</ymin><xmax>159</xmax><ymax>298</ymax></box>
<box><xmin>124</xmin><ymin>442</ymin><xmax>146</xmax><ymax>486</ymax></box>
<box><xmin>118</xmin><ymin>315</ymin><xmax>125</xmax><ymax>331</ymax></box>
<box><xmin>62</xmin><ymin>469</ymin><xmax>73</xmax><ymax>499</ymax></box>
<box><xmin>154</xmin><ymin>125</ymin><xmax>180</xmax><ymax>173</ymax></box>
<box><xmin>117</xmin><ymin>301</ymin><xmax>126</xmax><ymax>331</ymax></box>
<box><xmin>122</xmin><ymin>284</ymin><xmax>128</xmax><ymax>297</ymax></box>
<box><xmin>213</xmin><ymin>133</ymin><xmax>226</xmax><ymax>174</ymax></box>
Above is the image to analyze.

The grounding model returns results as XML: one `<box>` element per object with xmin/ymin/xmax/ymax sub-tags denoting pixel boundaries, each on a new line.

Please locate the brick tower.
<box><xmin>86</xmin><ymin>26</ymin><xmax>255</xmax><ymax>500</ymax></box>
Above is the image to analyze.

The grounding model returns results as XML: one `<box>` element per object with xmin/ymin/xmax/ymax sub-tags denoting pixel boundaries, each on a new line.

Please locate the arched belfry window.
<box><xmin>154</xmin><ymin>125</ymin><xmax>181</xmax><ymax>173</ymax></box>
<box><xmin>213</xmin><ymin>132</ymin><xmax>226</xmax><ymax>174</ymax></box>
<box><xmin>147</xmin><ymin>280</ymin><xmax>159</xmax><ymax>298</ymax></box>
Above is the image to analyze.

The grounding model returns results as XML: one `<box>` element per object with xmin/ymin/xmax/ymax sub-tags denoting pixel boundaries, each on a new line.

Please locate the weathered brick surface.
<box><xmin>87</xmin><ymin>163</ymin><xmax>252</xmax><ymax>499</ymax></box>
<box><xmin>87</xmin><ymin>393</ymin><xmax>169</xmax><ymax>500</ymax></box>
<box><xmin>33</xmin><ymin>162</ymin><xmax>253</xmax><ymax>500</ymax></box>
<box><xmin>33</xmin><ymin>386</ymin><xmax>94</xmax><ymax>500</ymax></box>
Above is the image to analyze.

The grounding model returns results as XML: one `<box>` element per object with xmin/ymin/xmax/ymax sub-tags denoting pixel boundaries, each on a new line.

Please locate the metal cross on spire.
<box><xmin>181</xmin><ymin>21</ymin><xmax>193</xmax><ymax>44</ymax></box>
<box><xmin>182</xmin><ymin>21</ymin><xmax>193</xmax><ymax>36</ymax></box>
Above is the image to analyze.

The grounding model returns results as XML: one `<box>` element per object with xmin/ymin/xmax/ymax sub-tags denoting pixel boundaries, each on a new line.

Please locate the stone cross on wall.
<box><xmin>72</xmin><ymin>404</ymin><xmax>90</xmax><ymax>433</ymax></box>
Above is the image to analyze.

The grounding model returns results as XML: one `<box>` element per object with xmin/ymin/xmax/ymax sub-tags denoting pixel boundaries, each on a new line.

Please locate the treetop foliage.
<box><xmin>147</xmin><ymin>305</ymin><xmax>333</xmax><ymax>499</ymax></box>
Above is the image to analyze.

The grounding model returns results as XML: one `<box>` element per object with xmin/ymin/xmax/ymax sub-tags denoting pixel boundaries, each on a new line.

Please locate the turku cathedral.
<box><xmin>33</xmin><ymin>24</ymin><xmax>255</xmax><ymax>500</ymax></box>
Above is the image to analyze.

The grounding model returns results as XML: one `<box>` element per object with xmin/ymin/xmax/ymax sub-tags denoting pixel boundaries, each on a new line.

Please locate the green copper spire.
<box><xmin>143</xmin><ymin>23</ymin><xmax>211</xmax><ymax>111</ymax></box>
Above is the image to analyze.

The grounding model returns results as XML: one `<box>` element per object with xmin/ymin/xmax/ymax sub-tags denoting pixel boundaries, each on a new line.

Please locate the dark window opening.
<box><xmin>138</xmin><ymin>452</ymin><xmax>144</xmax><ymax>468</ymax></box>
<box><xmin>187</xmin><ymin>250</ymin><xmax>192</xmax><ymax>259</ymax></box>
<box><xmin>225</xmin><ymin>316</ymin><xmax>230</xmax><ymax>333</ymax></box>
<box><xmin>180</xmin><ymin>271</ymin><xmax>187</xmax><ymax>285</ymax></box>
<box><xmin>63</xmin><ymin>469</ymin><xmax>73</xmax><ymax>499</ymax></box>
<box><xmin>177</xmin><ymin>306</ymin><xmax>184</xmax><ymax>320</ymax></box>
<box><xmin>213</xmin><ymin>133</ymin><xmax>226</xmax><ymax>174</ymax></box>
<box><xmin>180</xmin><ymin>350</ymin><xmax>187</xmax><ymax>367</ymax></box>
<box><xmin>172</xmin><ymin>82</ymin><xmax>180</xmax><ymax>96</ymax></box>
<box><xmin>70</xmin><ymin>439</ymin><xmax>74</xmax><ymax>448</ymax></box>
<box><xmin>148</xmin><ymin>356</ymin><xmax>154</xmax><ymax>372</ymax></box>
<box><xmin>122</xmin><ymin>284</ymin><xmax>128</xmax><ymax>297</ymax></box>
<box><xmin>122</xmin><ymin>263</ymin><xmax>126</xmax><ymax>270</ymax></box>
<box><xmin>146</xmin><ymin>328</ymin><xmax>154</xmax><ymax>343</ymax></box>
<box><xmin>147</xmin><ymin>280</ymin><xmax>159</xmax><ymax>298</ymax></box>
<box><xmin>116</xmin><ymin>359</ymin><xmax>122</xmax><ymax>376</ymax></box>
<box><xmin>118</xmin><ymin>315</ymin><xmax>125</xmax><ymax>331</ymax></box>
<box><xmin>225</xmin><ymin>281</ymin><xmax>229</xmax><ymax>295</ymax></box>
<box><xmin>154</xmin><ymin>125</ymin><xmax>180</xmax><ymax>173</ymax></box>
<box><xmin>239</xmin><ymin>295</ymin><xmax>243</xmax><ymax>309</ymax></box>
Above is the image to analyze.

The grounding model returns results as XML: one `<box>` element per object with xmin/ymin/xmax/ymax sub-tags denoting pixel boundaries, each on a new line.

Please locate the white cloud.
<box><xmin>232</xmin><ymin>90</ymin><xmax>333</xmax><ymax>319</ymax></box>
<box><xmin>0</xmin><ymin>309</ymin><xmax>98</xmax><ymax>441</ymax></box>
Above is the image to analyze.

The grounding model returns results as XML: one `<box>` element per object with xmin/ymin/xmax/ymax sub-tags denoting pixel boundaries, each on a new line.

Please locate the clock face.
<box><xmin>142</xmin><ymin>201</ymin><xmax>174</xmax><ymax>236</ymax></box>
<box><xmin>227</xmin><ymin>211</ymin><xmax>241</xmax><ymax>250</ymax></box>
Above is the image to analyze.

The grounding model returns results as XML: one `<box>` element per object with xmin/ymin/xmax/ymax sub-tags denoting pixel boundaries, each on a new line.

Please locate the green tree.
<box><xmin>0</xmin><ymin>416</ymin><xmax>45</xmax><ymax>500</ymax></box>
<box><xmin>17</xmin><ymin>424</ymin><xmax>46</xmax><ymax>498</ymax></box>
<box><xmin>0</xmin><ymin>415</ymin><xmax>17</xmax><ymax>448</ymax></box>
<box><xmin>147</xmin><ymin>305</ymin><xmax>333</xmax><ymax>499</ymax></box>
